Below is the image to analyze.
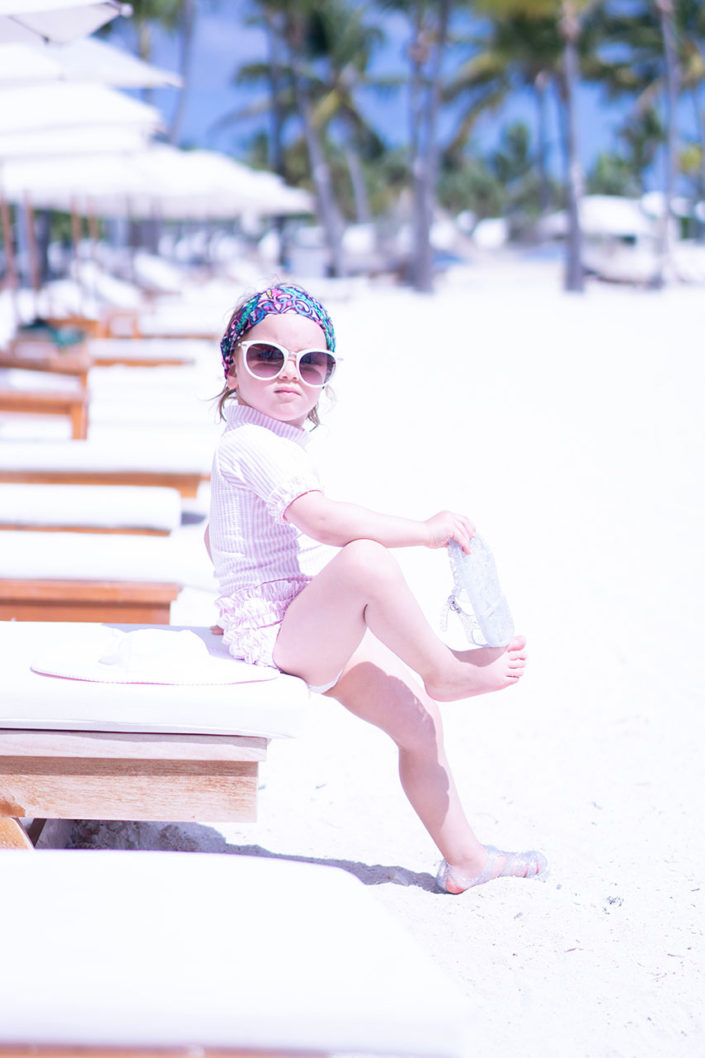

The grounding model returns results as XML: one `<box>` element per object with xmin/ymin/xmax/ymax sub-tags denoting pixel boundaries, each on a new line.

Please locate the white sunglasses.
<box><xmin>238</xmin><ymin>340</ymin><xmax>338</xmax><ymax>388</ymax></box>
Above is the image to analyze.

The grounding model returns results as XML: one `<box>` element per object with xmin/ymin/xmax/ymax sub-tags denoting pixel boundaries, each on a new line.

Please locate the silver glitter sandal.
<box><xmin>436</xmin><ymin>845</ymin><xmax>548</xmax><ymax>894</ymax></box>
<box><xmin>444</xmin><ymin>536</ymin><xmax>515</xmax><ymax>647</ymax></box>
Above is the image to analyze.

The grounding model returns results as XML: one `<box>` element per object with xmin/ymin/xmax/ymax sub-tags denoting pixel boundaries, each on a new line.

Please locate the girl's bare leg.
<box><xmin>273</xmin><ymin>539</ymin><xmax>526</xmax><ymax>702</ymax></box>
<box><xmin>325</xmin><ymin>632</ymin><xmax>488</xmax><ymax>874</ymax></box>
<box><xmin>326</xmin><ymin>634</ymin><xmax>547</xmax><ymax>892</ymax></box>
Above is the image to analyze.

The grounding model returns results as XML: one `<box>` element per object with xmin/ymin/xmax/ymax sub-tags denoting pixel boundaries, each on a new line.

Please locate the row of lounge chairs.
<box><xmin>0</xmin><ymin>311</ymin><xmax>266</xmax><ymax>850</ymax></box>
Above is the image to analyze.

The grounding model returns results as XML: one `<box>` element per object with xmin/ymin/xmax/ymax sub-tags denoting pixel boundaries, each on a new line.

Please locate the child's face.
<box><xmin>226</xmin><ymin>312</ymin><xmax>328</xmax><ymax>428</ymax></box>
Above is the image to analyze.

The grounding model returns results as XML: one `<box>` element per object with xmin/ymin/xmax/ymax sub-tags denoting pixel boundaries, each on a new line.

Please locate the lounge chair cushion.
<box><xmin>0</xmin><ymin>483</ymin><xmax>182</xmax><ymax>532</ymax></box>
<box><xmin>1</xmin><ymin>622</ymin><xmax>307</xmax><ymax>738</ymax></box>
<box><xmin>0</xmin><ymin>438</ymin><xmax>211</xmax><ymax>475</ymax></box>
<box><xmin>0</xmin><ymin>367</ymin><xmax>84</xmax><ymax>394</ymax></box>
<box><xmin>89</xmin><ymin>337</ymin><xmax>212</xmax><ymax>363</ymax></box>
<box><xmin>0</xmin><ymin>851</ymin><xmax>471</xmax><ymax>1057</ymax></box>
<box><xmin>31</xmin><ymin>625</ymin><xmax>275</xmax><ymax>685</ymax></box>
<box><xmin>0</xmin><ymin>529</ymin><xmax>214</xmax><ymax>588</ymax></box>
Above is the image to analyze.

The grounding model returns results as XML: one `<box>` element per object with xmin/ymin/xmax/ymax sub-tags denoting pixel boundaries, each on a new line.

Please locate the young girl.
<box><xmin>206</xmin><ymin>284</ymin><xmax>547</xmax><ymax>894</ymax></box>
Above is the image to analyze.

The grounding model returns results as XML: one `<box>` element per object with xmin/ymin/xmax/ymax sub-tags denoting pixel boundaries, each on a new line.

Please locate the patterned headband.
<box><xmin>220</xmin><ymin>284</ymin><xmax>336</xmax><ymax>378</ymax></box>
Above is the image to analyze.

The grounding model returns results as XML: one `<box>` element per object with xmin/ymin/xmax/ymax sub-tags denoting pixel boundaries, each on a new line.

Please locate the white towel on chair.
<box><xmin>31</xmin><ymin>627</ymin><xmax>278</xmax><ymax>685</ymax></box>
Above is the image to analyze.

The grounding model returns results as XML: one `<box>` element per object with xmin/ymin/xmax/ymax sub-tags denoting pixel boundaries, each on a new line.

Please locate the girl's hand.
<box><xmin>424</xmin><ymin>511</ymin><xmax>476</xmax><ymax>553</ymax></box>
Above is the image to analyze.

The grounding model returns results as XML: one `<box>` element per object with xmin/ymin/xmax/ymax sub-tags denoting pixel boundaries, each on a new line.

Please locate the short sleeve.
<box><xmin>216</xmin><ymin>423</ymin><xmax>321</xmax><ymax>521</ymax></box>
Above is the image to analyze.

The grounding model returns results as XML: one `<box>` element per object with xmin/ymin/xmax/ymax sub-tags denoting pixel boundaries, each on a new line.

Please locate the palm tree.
<box><xmin>559</xmin><ymin>0</ymin><xmax>584</xmax><ymax>290</ymax></box>
<box><xmin>383</xmin><ymin>0</ymin><xmax>454</xmax><ymax>292</ymax></box>
<box><xmin>101</xmin><ymin>0</ymin><xmax>196</xmax><ymax>145</ymax></box>
<box><xmin>216</xmin><ymin>0</ymin><xmax>388</xmax><ymax>277</ymax></box>
<box><xmin>303</xmin><ymin>2</ymin><xmax>389</xmax><ymax>226</ymax></box>
<box><xmin>281</xmin><ymin>2</ymin><xmax>347</xmax><ymax>275</ymax></box>
<box><xmin>587</xmin><ymin>0</ymin><xmax>702</xmax><ymax>277</ymax></box>
<box><xmin>167</xmin><ymin>0</ymin><xmax>196</xmax><ymax>144</ymax></box>
<box><xmin>653</xmin><ymin>0</ymin><xmax>680</xmax><ymax>284</ymax></box>
<box><xmin>443</xmin><ymin>11</ymin><xmax>563</xmax><ymax>218</ymax></box>
<box><xmin>467</xmin><ymin>0</ymin><xmax>591</xmax><ymax>291</ymax></box>
<box><xmin>677</xmin><ymin>0</ymin><xmax>705</xmax><ymax>206</ymax></box>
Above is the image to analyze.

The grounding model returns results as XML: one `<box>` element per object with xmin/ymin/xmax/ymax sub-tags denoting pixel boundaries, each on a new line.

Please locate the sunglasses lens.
<box><xmin>245</xmin><ymin>342</ymin><xmax>285</xmax><ymax>378</ymax></box>
<box><xmin>299</xmin><ymin>350</ymin><xmax>336</xmax><ymax>386</ymax></box>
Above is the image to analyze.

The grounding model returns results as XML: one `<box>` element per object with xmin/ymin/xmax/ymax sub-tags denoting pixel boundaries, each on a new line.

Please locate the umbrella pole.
<box><xmin>70</xmin><ymin>197</ymin><xmax>86</xmax><ymax>316</ymax></box>
<box><xmin>87</xmin><ymin>203</ymin><xmax>100</xmax><ymax>306</ymax></box>
<box><xmin>0</xmin><ymin>184</ymin><xmax>20</xmax><ymax>327</ymax></box>
<box><xmin>126</xmin><ymin>196</ymin><xmax>137</xmax><ymax>285</ymax></box>
<box><xmin>23</xmin><ymin>192</ymin><xmax>41</xmax><ymax>319</ymax></box>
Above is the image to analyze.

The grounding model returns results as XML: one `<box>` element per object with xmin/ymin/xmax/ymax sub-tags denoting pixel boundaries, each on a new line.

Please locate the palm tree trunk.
<box><xmin>137</xmin><ymin>18</ymin><xmax>154</xmax><ymax>107</ymax></box>
<box><xmin>264</xmin><ymin>9</ymin><xmax>290</xmax><ymax>268</ymax></box>
<box><xmin>285</xmin><ymin>15</ymin><xmax>345</xmax><ymax>278</ymax></box>
<box><xmin>535</xmin><ymin>71</ymin><xmax>551</xmax><ymax>216</ymax></box>
<box><xmin>342</xmin><ymin>117</ymin><xmax>372</xmax><ymax>225</ymax></box>
<box><xmin>265</xmin><ymin>10</ymin><xmax>287</xmax><ymax>179</ymax></box>
<box><xmin>168</xmin><ymin>0</ymin><xmax>196</xmax><ymax>145</ymax></box>
<box><xmin>653</xmin><ymin>0</ymin><xmax>680</xmax><ymax>285</ymax></box>
<box><xmin>409</xmin><ymin>0</ymin><xmax>451</xmax><ymax>293</ymax></box>
<box><xmin>408</xmin><ymin>3</ymin><xmax>427</xmax><ymax>288</ymax></box>
<box><xmin>560</xmin><ymin>0</ymin><xmax>584</xmax><ymax>293</ymax></box>
<box><xmin>691</xmin><ymin>89</ymin><xmax>705</xmax><ymax>239</ymax></box>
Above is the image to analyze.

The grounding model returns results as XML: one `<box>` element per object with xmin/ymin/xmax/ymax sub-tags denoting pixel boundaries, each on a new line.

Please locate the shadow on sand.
<box><xmin>62</xmin><ymin>819</ymin><xmax>439</xmax><ymax>893</ymax></box>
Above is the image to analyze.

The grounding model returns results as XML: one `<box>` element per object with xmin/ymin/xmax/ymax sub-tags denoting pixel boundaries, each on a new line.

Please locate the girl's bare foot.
<box><xmin>424</xmin><ymin>635</ymin><xmax>527</xmax><ymax>702</ymax></box>
<box><xmin>437</xmin><ymin>844</ymin><xmax>548</xmax><ymax>895</ymax></box>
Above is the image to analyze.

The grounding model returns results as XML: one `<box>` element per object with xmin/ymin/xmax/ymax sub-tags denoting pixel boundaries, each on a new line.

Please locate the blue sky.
<box><xmin>114</xmin><ymin>5</ymin><xmax>641</xmax><ymax>183</ymax></box>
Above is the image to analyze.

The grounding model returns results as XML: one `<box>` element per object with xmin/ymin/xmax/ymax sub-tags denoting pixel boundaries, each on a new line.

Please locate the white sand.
<box><xmin>24</xmin><ymin>254</ymin><xmax>705</xmax><ymax>1055</ymax></box>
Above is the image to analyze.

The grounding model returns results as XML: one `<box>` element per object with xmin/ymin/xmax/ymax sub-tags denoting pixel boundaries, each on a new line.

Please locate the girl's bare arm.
<box><xmin>285</xmin><ymin>491</ymin><xmax>475</xmax><ymax>552</ymax></box>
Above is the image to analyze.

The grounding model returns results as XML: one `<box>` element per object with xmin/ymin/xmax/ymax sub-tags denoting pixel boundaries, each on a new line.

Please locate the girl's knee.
<box><xmin>337</xmin><ymin>539</ymin><xmax>401</xmax><ymax>583</ymax></box>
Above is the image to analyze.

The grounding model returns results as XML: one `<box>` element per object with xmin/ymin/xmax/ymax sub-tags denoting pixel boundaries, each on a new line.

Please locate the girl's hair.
<box><xmin>216</xmin><ymin>284</ymin><xmax>335</xmax><ymax>428</ymax></box>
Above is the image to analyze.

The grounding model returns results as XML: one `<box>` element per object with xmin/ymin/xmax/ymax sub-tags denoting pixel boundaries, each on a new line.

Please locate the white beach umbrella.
<box><xmin>0</xmin><ymin>82</ymin><xmax>161</xmax><ymax>138</ymax></box>
<box><xmin>0</xmin><ymin>144</ymin><xmax>313</xmax><ymax>219</ymax></box>
<box><xmin>0</xmin><ymin>0</ymin><xmax>130</xmax><ymax>45</ymax></box>
<box><xmin>145</xmin><ymin>147</ymin><xmax>314</xmax><ymax>218</ymax></box>
<box><xmin>0</xmin><ymin>37</ymin><xmax>181</xmax><ymax>88</ymax></box>
<box><xmin>46</xmin><ymin>37</ymin><xmax>180</xmax><ymax>88</ymax></box>
<box><xmin>0</xmin><ymin>79</ymin><xmax>157</xmax><ymax>301</ymax></box>
<box><xmin>0</xmin><ymin>40</ymin><xmax>64</xmax><ymax>82</ymax></box>
<box><xmin>0</xmin><ymin>124</ymin><xmax>152</xmax><ymax>159</ymax></box>
<box><xmin>0</xmin><ymin>151</ymin><xmax>149</xmax><ymax>209</ymax></box>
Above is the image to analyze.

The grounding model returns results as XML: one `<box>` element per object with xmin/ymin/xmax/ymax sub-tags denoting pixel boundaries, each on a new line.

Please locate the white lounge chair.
<box><xmin>89</xmin><ymin>336</ymin><xmax>212</xmax><ymax>368</ymax></box>
<box><xmin>0</xmin><ymin>850</ymin><xmax>471</xmax><ymax>1058</ymax></box>
<box><xmin>0</xmin><ymin>530</ymin><xmax>196</xmax><ymax>621</ymax></box>
<box><xmin>0</xmin><ymin>367</ymin><xmax>89</xmax><ymax>439</ymax></box>
<box><xmin>0</xmin><ymin>620</ymin><xmax>308</xmax><ymax>844</ymax></box>
<box><xmin>0</xmin><ymin>336</ymin><xmax>91</xmax><ymax>388</ymax></box>
<box><xmin>0</xmin><ymin>483</ymin><xmax>182</xmax><ymax>535</ymax></box>
<box><xmin>0</xmin><ymin>438</ymin><xmax>210</xmax><ymax>497</ymax></box>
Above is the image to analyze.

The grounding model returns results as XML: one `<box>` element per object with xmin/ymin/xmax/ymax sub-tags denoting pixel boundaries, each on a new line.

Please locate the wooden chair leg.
<box><xmin>25</xmin><ymin>818</ymin><xmax>48</xmax><ymax>845</ymax></box>
<box><xmin>70</xmin><ymin>399</ymin><xmax>88</xmax><ymax>440</ymax></box>
<box><xmin>0</xmin><ymin>818</ymin><xmax>34</xmax><ymax>848</ymax></box>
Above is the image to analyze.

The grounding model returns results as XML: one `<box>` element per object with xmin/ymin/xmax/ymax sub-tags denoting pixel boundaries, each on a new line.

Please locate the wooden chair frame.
<box><xmin>0</xmin><ymin>341</ymin><xmax>90</xmax><ymax>389</ymax></box>
<box><xmin>0</xmin><ymin>386</ymin><xmax>89</xmax><ymax>439</ymax></box>
<box><xmin>0</xmin><ymin>727</ymin><xmax>267</xmax><ymax>850</ymax></box>
<box><xmin>0</xmin><ymin>579</ymin><xmax>181</xmax><ymax>624</ymax></box>
<box><xmin>0</xmin><ymin>468</ymin><xmax>206</xmax><ymax>498</ymax></box>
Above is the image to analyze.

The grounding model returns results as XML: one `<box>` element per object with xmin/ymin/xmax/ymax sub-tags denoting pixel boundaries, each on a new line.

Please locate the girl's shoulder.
<box><xmin>220</xmin><ymin>418</ymin><xmax>287</xmax><ymax>458</ymax></box>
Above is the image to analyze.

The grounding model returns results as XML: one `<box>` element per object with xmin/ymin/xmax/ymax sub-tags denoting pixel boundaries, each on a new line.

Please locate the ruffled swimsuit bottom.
<box><xmin>217</xmin><ymin>579</ymin><xmax>310</xmax><ymax>669</ymax></box>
